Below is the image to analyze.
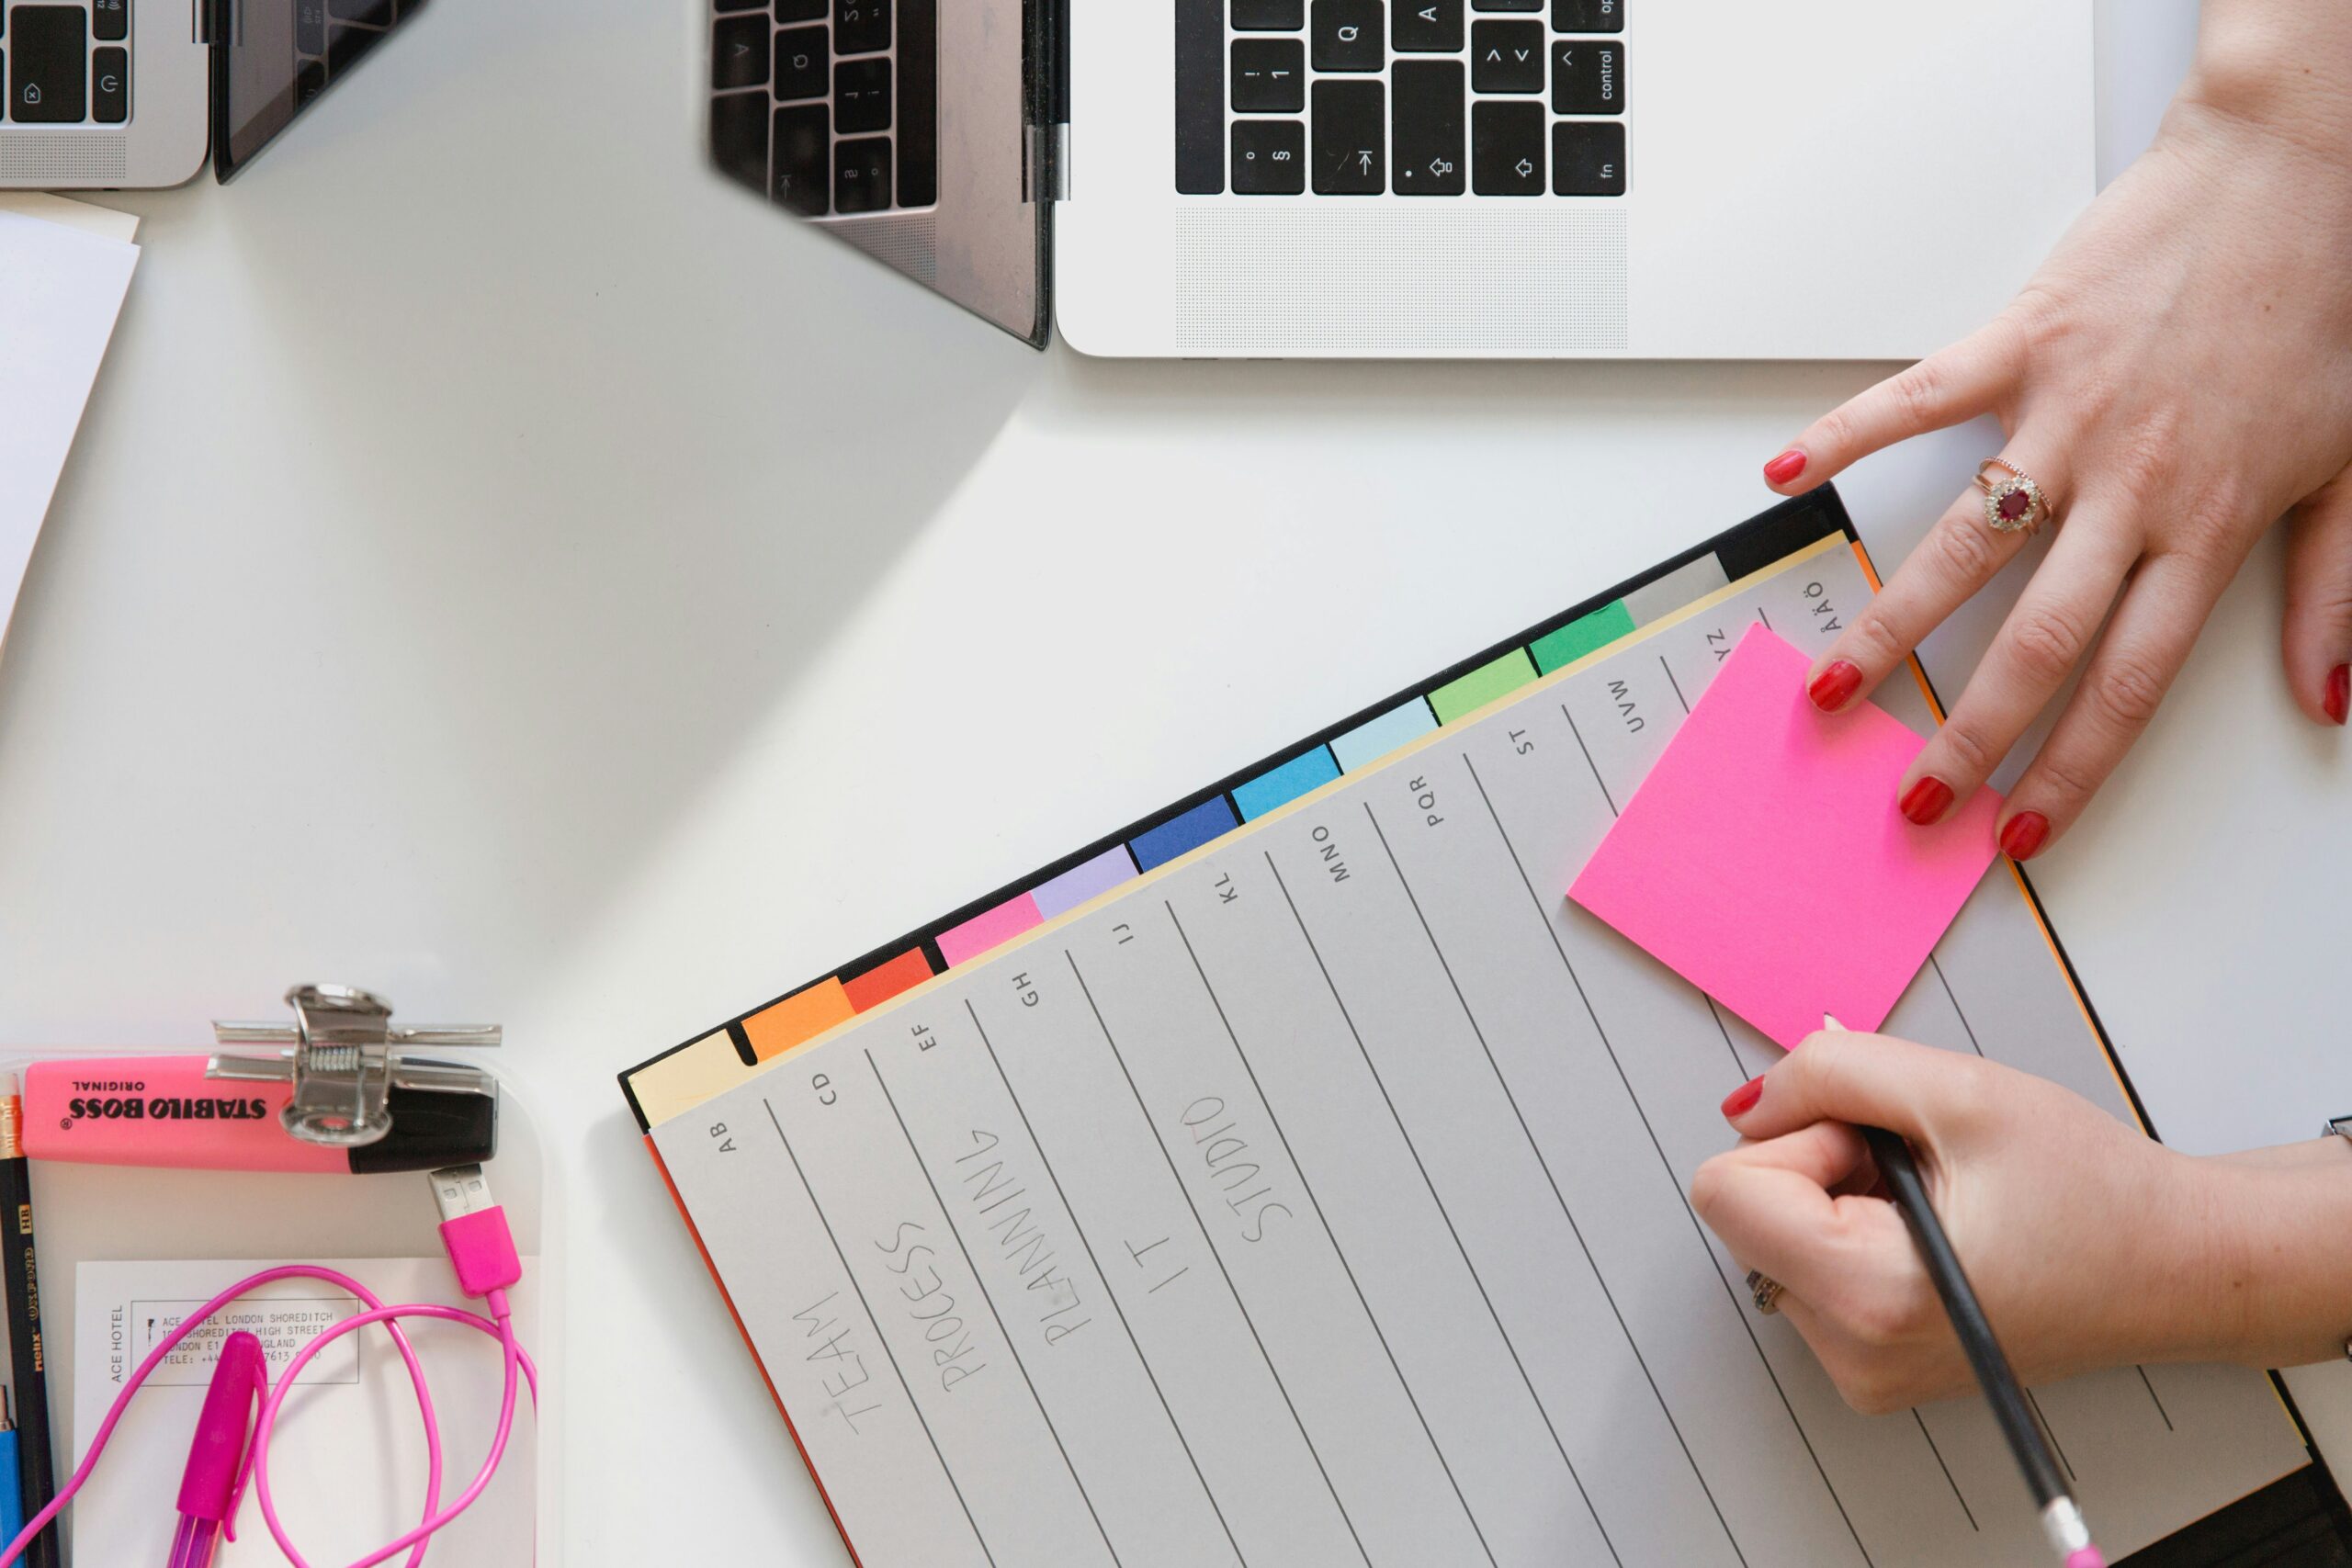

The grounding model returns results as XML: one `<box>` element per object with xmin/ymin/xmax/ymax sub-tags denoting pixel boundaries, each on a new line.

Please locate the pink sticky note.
<box><xmin>1567</xmin><ymin>625</ymin><xmax>2002</xmax><ymax>1049</ymax></box>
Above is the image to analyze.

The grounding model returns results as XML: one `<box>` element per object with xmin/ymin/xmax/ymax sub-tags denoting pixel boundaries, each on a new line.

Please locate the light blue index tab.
<box><xmin>1233</xmin><ymin>747</ymin><xmax>1341</xmax><ymax>820</ymax></box>
<box><xmin>1329</xmin><ymin>699</ymin><xmax>1439</xmax><ymax>773</ymax></box>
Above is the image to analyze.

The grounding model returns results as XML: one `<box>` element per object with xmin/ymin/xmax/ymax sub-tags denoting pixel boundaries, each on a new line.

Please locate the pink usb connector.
<box><xmin>431</xmin><ymin>1163</ymin><xmax>524</xmax><ymax>1307</ymax></box>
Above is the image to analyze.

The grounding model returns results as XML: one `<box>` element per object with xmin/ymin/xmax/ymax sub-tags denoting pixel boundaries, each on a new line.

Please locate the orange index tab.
<box><xmin>742</xmin><ymin>978</ymin><xmax>854</xmax><ymax>1061</ymax></box>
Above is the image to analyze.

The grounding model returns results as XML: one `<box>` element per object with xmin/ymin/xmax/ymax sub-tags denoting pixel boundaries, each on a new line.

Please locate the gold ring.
<box><xmin>1746</xmin><ymin>1268</ymin><xmax>1786</xmax><ymax>1316</ymax></box>
<box><xmin>1973</xmin><ymin>458</ymin><xmax>2056</xmax><ymax>536</ymax></box>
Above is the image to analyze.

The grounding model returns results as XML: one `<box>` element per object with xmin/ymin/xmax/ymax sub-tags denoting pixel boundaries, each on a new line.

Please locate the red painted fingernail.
<box><xmin>2327</xmin><ymin>664</ymin><xmax>2349</xmax><ymax>726</ymax></box>
<box><xmin>1721</xmin><ymin>1077</ymin><xmax>1765</xmax><ymax>1119</ymax></box>
<box><xmin>1807</xmin><ymin>660</ymin><xmax>1862</xmax><ymax>713</ymax></box>
<box><xmin>1763</xmin><ymin>448</ymin><xmax>1808</xmax><ymax>486</ymax></box>
<box><xmin>1999</xmin><ymin>811</ymin><xmax>2050</xmax><ymax>861</ymax></box>
<box><xmin>1899</xmin><ymin>775</ymin><xmax>1954</xmax><ymax>826</ymax></box>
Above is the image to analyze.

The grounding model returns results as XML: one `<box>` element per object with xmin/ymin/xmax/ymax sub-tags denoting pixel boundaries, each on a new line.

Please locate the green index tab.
<box><xmin>1531</xmin><ymin>601</ymin><xmax>1635</xmax><ymax>674</ymax></box>
<box><xmin>1429</xmin><ymin>649</ymin><xmax>1538</xmax><ymax>725</ymax></box>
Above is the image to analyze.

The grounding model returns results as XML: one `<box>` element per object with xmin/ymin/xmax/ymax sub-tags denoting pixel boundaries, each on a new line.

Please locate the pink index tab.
<box><xmin>1567</xmin><ymin>626</ymin><xmax>2002</xmax><ymax>1049</ymax></box>
<box><xmin>937</xmin><ymin>891</ymin><xmax>1045</xmax><ymax>968</ymax></box>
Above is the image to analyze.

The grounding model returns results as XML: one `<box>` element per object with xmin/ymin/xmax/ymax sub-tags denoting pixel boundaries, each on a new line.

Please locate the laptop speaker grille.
<box><xmin>0</xmin><ymin>134</ymin><xmax>130</xmax><ymax>182</ymax></box>
<box><xmin>1174</xmin><ymin>207</ymin><xmax>1628</xmax><ymax>356</ymax></box>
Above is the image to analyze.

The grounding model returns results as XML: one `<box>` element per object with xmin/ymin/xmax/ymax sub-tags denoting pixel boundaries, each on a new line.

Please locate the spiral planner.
<box><xmin>621</xmin><ymin>492</ymin><xmax>2317</xmax><ymax>1567</ymax></box>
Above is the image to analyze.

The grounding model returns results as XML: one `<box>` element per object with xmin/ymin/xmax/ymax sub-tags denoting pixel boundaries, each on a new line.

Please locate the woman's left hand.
<box><xmin>1690</xmin><ymin>1032</ymin><xmax>2352</xmax><ymax>1413</ymax></box>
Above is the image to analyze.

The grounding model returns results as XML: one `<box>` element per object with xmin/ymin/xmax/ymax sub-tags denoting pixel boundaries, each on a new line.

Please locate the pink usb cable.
<box><xmin>0</xmin><ymin>1162</ymin><xmax>537</xmax><ymax>1568</ymax></box>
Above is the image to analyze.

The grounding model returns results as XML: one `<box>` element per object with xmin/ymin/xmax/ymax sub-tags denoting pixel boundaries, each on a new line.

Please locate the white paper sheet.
<box><xmin>72</xmin><ymin>1257</ymin><xmax>537</xmax><ymax>1566</ymax></box>
<box><xmin>0</xmin><ymin>206</ymin><xmax>139</xmax><ymax>652</ymax></box>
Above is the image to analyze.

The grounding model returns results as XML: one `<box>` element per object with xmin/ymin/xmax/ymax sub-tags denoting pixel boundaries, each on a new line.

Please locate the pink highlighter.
<box><xmin>20</xmin><ymin>1057</ymin><xmax>495</xmax><ymax>1174</ymax></box>
<box><xmin>168</xmin><ymin>1331</ymin><xmax>265</xmax><ymax>1568</ymax></box>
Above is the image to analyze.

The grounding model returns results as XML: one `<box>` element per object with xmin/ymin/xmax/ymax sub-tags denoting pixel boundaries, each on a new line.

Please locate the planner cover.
<box><xmin>621</xmin><ymin>492</ymin><xmax>2312</xmax><ymax>1566</ymax></box>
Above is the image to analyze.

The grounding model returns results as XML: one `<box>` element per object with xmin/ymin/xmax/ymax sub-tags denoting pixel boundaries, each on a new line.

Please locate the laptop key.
<box><xmin>775</xmin><ymin>0</ymin><xmax>825</xmax><ymax>18</ymax></box>
<box><xmin>713</xmin><ymin>0</ymin><xmax>764</xmax><ymax>11</ymax></box>
<box><xmin>92</xmin><ymin>46</ymin><xmax>126</xmax><ymax>122</ymax></box>
<box><xmin>834</xmin><ymin>57</ymin><xmax>889</xmax><ymax>133</ymax></box>
<box><xmin>835</xmin><ymin>135</ymin><xmax>893</xmax><ymax>213</ymax></box>
<box><xmin>1230</xmin><ymin>39</ymin><xmax>1303</xmax><ymax>114</ymax></box>
<box><xmin>775</xmin><ymin>26</ymin><xmax>827</xmax><ymax>100</ymax></box>
<box><xmin>1552</xmin><ymin>119</ymin><xmax>1623</xmax><ymax>194</ymax></box>
<box><xmin>1552</xmin><ymin>0</ymin><xmax>1621</xmax><ymax>30</ymax></box>
<box><xmin>1230</xmin><ymin>119</ymin><xmax>1306</xmax><ymax>194</ymax></box>
<box><xmin>297</xmin><ymin>0</ymin><xmax>327</xmax><ymax>55</ymax></box>
<box><xmin>775</xmin><ymin>102</ymin><xmax>830</xmax><ymax>214</ymax></box>
<box><xmin>712</xmin><ymin>14</ymin><xmax>768</xmax><ymax>91</ymax></box>
<box><xmin>1475</xmin><ymin>0</ymin><xmax>1538</xmax><ymax>10</ymax></box>
<box><xmin>92</xmin><ymin>0</ymin><xmax>128</xmax><ymax>42</ymax></box>
<box><xmin>710</xmin><ymin>90</ymin><xmax>768</xmax><ymax>196</ymax></box>
<box><xmin>1311</xmin><ymin>79</ymin><xmax>1384</xmax><ymax>194</ymax></box>
<box><xmin>295</xmin><ymin>58</ymin><xmax>328</xmax><ymax>108</ymax></box>
<box><xmin>898</xmin><ymin>0</ymin><xmax>938</xmax><ymax>205</ymax></box>
<box><xmin>1232</xmin><ymin>0</ymin><xmax>1304</xmax><ymax>28</ymax></box>
<box><xmin>1391</xmin><ymin>0</ymin><xmax>1460</xmax><ymax>53</ymax></box>
<box><xmin>1175</xmin><ymin>0</ymin><xmax>1224</xmax><ymax>191</ymax></box>
<box><xmin>1309</xmin><ymin>0</ymin><xmax>1382</xmax><ymax>72</ymax></box>
<box><xmin>1472</xmin><ymin>100</ymin><xmax>1543</xmax><ymax>194</ymax></box>
<box><xmin>1391</xmin><ymin>59</ymin><xmax>1464</xmax><ymax>195</ymax></box>
<box><xmin>1471</xmin><ymin>19</ymin><xmax>1542</xmax><ymax>92</ymax></box>
<box><xmin>8</xmin><ymin>7</ymin><xmax>85</xmax><ymax>123</ymax></box>
<box><xmin>1552</xmin><ymin>38</ymin><xmax>1622</xmax><ymax>113</ymax></box>
<box><xmin>835</xmin><ymin>0</ymin><xmax>889</xmax><ymax>56</ymax></box>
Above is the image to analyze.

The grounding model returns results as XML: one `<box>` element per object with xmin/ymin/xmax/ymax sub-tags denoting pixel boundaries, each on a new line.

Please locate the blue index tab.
<box><xmin>1330</xmin><ymin>699</ymin><xmax>1438</xmax><ymax>773</ymax></box>
<box><xmin>1129</xmin><ymin>795</ymin><xmax>1239</xmax><ymax>871</ymax></box>
<box><xmin>1233</xmin><ymin>747</ymin><xmax>1340</xmax><ymax>821</ymax></box>
<box><xmin>0</xmin><ymin>1425</ymin><xmax>20</xmax><ymax>1544</ymax></box>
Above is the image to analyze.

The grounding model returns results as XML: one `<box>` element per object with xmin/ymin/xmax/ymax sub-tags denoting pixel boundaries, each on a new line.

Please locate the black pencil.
<box><xmin>1823</xmin><ymin>1019</ymin><xmax>2103</xmax><ymax>1568</ymax></box>
<box><xmin>0</xmin><ymin>1077</ymin><xmax>58</xmax><ymax>1568</ymax></box>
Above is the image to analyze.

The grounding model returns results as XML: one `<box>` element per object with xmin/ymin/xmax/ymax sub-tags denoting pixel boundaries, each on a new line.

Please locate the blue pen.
<box><xmin>0</xmin><ymin>1388</ymin><xmax>24</xmax><ymax>1551</ymax></box>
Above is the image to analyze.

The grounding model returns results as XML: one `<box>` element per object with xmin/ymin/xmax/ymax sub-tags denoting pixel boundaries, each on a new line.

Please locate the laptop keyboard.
<box><xmin>707</xmin><ymin>0</ymin><xmax>939</xmax><ymax>219</ymax></box>
<box><xmin>0</xmin><ymin>0</ymin><xmax>419</xmax><ymax>127</ymax></box>
<box><xmin>1178</xmin><ymin>0</ymin><xmax>1623</xmax><ymax>197</ymax></box>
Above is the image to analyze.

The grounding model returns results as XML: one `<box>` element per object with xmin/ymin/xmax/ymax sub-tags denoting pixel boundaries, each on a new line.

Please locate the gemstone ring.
<box><xmin>1973</xmin><ymin>458</ymin><xmax>2055</xmax><ymax>536</ymax></box>
<box><xmin>1745</xmin><ymin>1268</ymin><xmax>1786</xmax><ymax>1316</ymax></box>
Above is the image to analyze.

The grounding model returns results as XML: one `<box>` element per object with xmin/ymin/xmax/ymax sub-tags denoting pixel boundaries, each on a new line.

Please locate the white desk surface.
<box><xmin>1</xmin><ymin>1</ymin><xmax>2344</xmax><ymax>1560</ymax></box>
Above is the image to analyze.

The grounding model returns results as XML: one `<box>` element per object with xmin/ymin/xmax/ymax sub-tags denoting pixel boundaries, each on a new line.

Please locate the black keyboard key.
<box><xmin>898</xmin><ymin>0</ymin><xmax>937</xmax><ymax>205</ymax></box>
<box><xmin>1229</xmin><ymin>39</ymin><xmax>1303</xmax><ymax>113</ymax></box>
<box><xmin>775</xmin><ymin>26</ymin><xmax>826</xmax><ymax>99</ymax></box>
<box><xmin>1311</xmin><ymin>78</ymin><xmax>1383</xmax><ymax>193</ymax></box>
<box><xmin>835</xmin><ymin>135</ymin><xmax>893</xmax><ymax>212</ymax></box>
<box><xmin>775</xmin><ymin>102</ymin><xmax>830</xmax><ymax>213</ymax></box>
<box><xmin>294</xmin><ymin>58</ymin><xmax>328</xmax><ymax>108</ymax></box>
<box><xmin>1310</xmin><ymin>0</ymin><xmax>1382</xmax><ymax>71</ymax></box>
<box><xmin>1475</xmin><ymin>0</ymin><xmax>1537</xmax><ymax>10</ymax></box>
<box><xmin>92</xmin><ymin>46</ymin><xmax>126</xmax><ymax>122</ymax></box>
<box><xmin>92</xmin><ymin>0</ymin><xmax>128</xmax><ymax>41</ymax></box>
<box><xmin>712</xmin><ymin>13</ymin><xmax>768</xmax><ymax>90</ymax></box>
<box><xmin>1230</xmin><ymin>119</ymin><xmax>1305</xmax><ymax>194</ymax></box>
<box><xmin>8</xmin><ymin>7</ymin><xmax>84</xmax><ymax>122</ymax></box>
<box><xmin>296</xmin><ymin>0</ymin><xmax>327</xmax><ymax>54</ymax></box>
<box><xmin>710</xmin><ymin>91</ymin><xmax>769</xmax><ymax>195</ymax></box>
<box><xmin>1392</xmin><ymin>0</ymin><xmax>1459</xmax><ymax>52</ymax></box>
<box><xmin>714</xmin><ymin>0</ymin><xmax>764</xmax><ymax>11</ymax></box>
<box><xmin>775</xmin><ymin>0</ymin><xmax>824</xmax><ymax>17</ymax></box>
<box><xmin>1552</xmin><ymin>119</ymin><xmax>1623</xmax><ymax>194</ymax></box>
<box><xmin>329</xmin><ymin>0</ymin><xmax>396</xmax><ymax>19</ymax></box>
<box><xmin>1232</xmin><ymin>0</ymin><xmax>1303</xmax><ymax>28</ymax></box>
<box><xmin>1551</xmin><ymin>38</ymin><xmax>1622</xmax><ymax>113</ymax></box>
<box><xmin>1472</xmin><ymin>100</ymin><xmax>1542</xmax><ymax>194</ymax></box>
<box><xmin>1471</xmin><ymin>19</ymin><xmax>1542</xmax><ymax>91</ymax></box>
<box><xmin>1391</xmin><ymin>59</ymin><xmax>1464</xmax><ymax>195</ymax></box>
<box><xmin>834</xmin><ymin>57</ymin><xmax>889</xmax><ymax>132</ymax></box>
<box><xmin>1552</xmin><ymin>0</ymin><xmax>1621</xmax><ymax>30</ymax></box>
<box><xmin>1175</xmin><ymin>0</ymin><xmax>1223</xmax><ymax>191</ymax></box>
<box><xmin>835</xmin><ymin>0</ymin><xmax>889</xmax><ymax>55</ymax></box>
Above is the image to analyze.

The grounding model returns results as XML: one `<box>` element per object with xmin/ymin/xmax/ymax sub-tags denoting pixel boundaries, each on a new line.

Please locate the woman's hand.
<box><xmin>1690</xmin><ymin>1032</ymin><xmax>2352</xmax><ymax>1414</ymax></box>
<box><xmin>1763</xmin><ymin>6</ymin><xmax>2352</xmax><ymax>860</ymax></box>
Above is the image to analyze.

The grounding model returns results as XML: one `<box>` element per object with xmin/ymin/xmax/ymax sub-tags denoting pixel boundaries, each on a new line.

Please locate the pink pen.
<box><xmin>166</xmin><ymin>1331</ymin><xmax>265</xmax><ymax>1568</ymax></box>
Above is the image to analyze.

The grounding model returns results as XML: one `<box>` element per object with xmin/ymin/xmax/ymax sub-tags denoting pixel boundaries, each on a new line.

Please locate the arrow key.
<box><xmin>1470</xmin><ymin>19</ymin><xmax>1544</xmax><ymax>92</ymax></box>
<box><xmin>1472</xmin><ymin>100</ymin><xmax>1544</xmax><ymax>195</ymax></box>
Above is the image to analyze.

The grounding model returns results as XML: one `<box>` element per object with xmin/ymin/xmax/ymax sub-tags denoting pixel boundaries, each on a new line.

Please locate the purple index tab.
<box><xmin>1033</xmin><ymin>846</ymin><xmax>1139</xmax><ymax>919</ymax></box>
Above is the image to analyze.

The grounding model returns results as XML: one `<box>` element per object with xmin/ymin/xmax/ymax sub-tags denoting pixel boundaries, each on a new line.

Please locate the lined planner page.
<box><xmin>653</xmin><ymin>536</ymin><xmax>2304</xmax><ymax>1568</ymax></box>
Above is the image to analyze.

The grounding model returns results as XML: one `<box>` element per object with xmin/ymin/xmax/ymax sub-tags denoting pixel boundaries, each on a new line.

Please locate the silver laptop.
<box><xmin>0</xmin><ymin>0</ymin><xmax>423</xmax><ymax>188</ymax></box>
<box><xmin>705</xmin><ymin>0</ymin><xmax>2092</xmax><ymax>357</ymax></box>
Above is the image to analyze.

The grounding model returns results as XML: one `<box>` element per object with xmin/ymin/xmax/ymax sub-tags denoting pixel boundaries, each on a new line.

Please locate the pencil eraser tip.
<box><xmin>2065</xmin><ymin>1548</ymin><xmax>2106</xmax><ymax>1568</ymax></box>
